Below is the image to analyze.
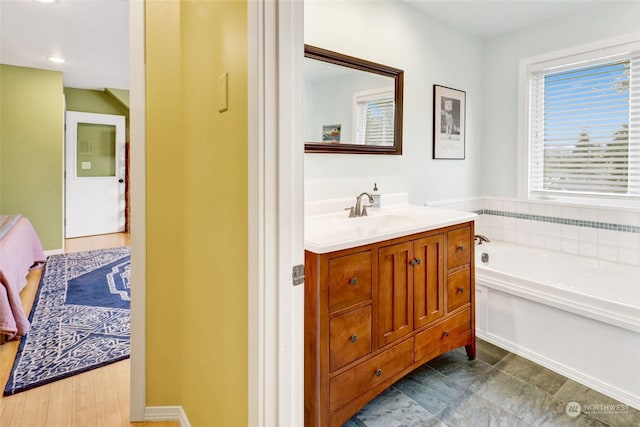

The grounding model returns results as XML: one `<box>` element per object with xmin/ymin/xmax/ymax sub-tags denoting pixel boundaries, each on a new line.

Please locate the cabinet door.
<box><xmin>413</xmin><ymin>234</ymin><xmax>444</xmax><ymax>329</ymax></box>
<box><xmin>378</xmin><ymin>241</ymin><xmax>413</xmax><ymax>347</ymax></box>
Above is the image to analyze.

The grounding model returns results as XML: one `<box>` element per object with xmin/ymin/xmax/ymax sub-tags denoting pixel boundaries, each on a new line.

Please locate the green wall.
<box><xmin>64</xmin><ymin>87</ymin><xmax>128</xmax><ymax>116</ymax></box>
<box><xmin>105</xmin><ymin>88</ymin><xmax>130</xmax><ymax>110</ymax></box>
<box><xmin>0</xmin><ymin>64</ymin><xmax>64</xmax><ymax>250</ymax></box>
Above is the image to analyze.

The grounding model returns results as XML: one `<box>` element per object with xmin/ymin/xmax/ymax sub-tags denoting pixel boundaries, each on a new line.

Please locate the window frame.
<box><xmin>352</xmin><ymin>86</ymin><xmax>395</xmax><ymax>146</ymax></box>
<box><xmin>518</xmin><ymin>33</ymin><xmax>640</xmax><ymax>208</ymax></box>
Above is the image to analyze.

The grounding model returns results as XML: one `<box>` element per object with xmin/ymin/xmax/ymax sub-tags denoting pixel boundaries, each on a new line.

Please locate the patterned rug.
<box><xmin>4</xmin><ymin>247</ymin><xmax>131</xmax><ymax>395</ymax></box>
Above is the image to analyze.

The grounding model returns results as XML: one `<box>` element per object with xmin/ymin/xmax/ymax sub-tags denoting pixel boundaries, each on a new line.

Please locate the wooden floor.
<box><xmin>0</xmin><ymin>233</ymin><xmax>177</xmax><ymax>427</ymax></box>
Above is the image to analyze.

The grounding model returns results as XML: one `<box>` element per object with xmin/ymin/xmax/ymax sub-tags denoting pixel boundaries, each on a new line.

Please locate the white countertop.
<box><xmin>305</xmin><ymin>202</ymin><xmax>478</xmax><ymax>254</ymax></box>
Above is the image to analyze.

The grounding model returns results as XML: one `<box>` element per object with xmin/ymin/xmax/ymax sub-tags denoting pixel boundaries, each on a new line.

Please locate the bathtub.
<box><xmin>475</xmin><ymin>241</ymin><xmax>640</xmax><ymax>410</ymax></box>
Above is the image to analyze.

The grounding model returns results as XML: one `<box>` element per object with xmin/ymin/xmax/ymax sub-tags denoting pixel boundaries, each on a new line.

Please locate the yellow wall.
<box><xmin>145</xmin><ymin>0</ymin><xmax>248</xmax><ymax>424</ymax></box>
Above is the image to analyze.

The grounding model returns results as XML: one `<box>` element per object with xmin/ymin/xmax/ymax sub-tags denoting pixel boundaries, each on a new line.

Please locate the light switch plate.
<box><xmin>81</xmin><ymin>161</ymin><xmax>92</xmax><ymax>170</ymax></box>
<box><xmin>218</xmin><ymin>72</ymin><xmax>228</xmax><ymax>113</ymax></box>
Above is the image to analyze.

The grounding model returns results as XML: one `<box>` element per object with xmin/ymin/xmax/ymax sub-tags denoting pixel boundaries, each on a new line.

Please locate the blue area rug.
<box><xmin>4</xmin><ymin>247</ymin><xmax>131</xmax><ymax>396</ymax></box>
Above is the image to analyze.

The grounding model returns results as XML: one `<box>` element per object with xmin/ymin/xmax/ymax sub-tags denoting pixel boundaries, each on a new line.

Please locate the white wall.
<box><xmin>482</xmin><ymin>1</ymin><xmax>640</xmax><ymax>198</ymax></box>
<box><xmin>304</xmin><ymin>0</ymin><xmax>484</xmax><ymax>205</ymax></box>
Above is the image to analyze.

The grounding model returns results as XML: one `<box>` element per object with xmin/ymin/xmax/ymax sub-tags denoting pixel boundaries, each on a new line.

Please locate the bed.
<box><xmin>0</xmin><ymin>215</ymin><xmax>45</xmax><ymax>343</ymax></box>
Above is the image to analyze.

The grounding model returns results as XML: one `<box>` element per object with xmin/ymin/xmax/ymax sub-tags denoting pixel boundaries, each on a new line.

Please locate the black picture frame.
<box><xmin>433</xmin><ymin>85</ymin><xmax>466</xmax><ymax>159</ymax></box>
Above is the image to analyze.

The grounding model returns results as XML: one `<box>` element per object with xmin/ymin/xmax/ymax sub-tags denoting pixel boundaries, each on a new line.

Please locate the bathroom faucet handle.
<box><xmin>345</xmin><ymin>206</ymin><xmax>356</xmax><ymax>218</ymax></box>
<box><xmin>474</xmin><ymin>235</ymin><xmax>491</xmax><ymax>245</ymax></box>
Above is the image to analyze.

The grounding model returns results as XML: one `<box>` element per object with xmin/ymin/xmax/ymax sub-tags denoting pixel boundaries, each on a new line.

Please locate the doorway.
<box><xmin>65</xmin><ymin>111</ymin><xmax>126</xmax><ymax>238</ymax></box>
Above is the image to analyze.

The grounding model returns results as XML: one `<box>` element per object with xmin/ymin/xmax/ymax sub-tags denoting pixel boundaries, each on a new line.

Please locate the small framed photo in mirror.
<box><xmin>433</xmin><ymin>85</ymin><xmax>466</xmax><ymax>159</ymax></box>
<box><xmin>322</xmin><ymin>124</ymin><xmax>341</xmax><ymax>143</ymax></box>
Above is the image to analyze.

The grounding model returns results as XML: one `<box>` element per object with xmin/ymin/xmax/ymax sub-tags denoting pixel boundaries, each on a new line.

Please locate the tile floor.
<box><xmin>344</xmin><ymin>339</ymin><xmax>640</xmax><ymax>427</ymax></box>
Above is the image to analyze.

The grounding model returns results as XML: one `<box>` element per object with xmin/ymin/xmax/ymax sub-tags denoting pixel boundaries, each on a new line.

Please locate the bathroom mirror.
<box><xmin>304</xmin><ymin>45</ymin><xmax>404</xmax><ymax>154</ymax></box>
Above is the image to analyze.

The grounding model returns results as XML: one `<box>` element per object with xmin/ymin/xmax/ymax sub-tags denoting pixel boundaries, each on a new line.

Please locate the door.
<box><xmin>378</xmin><ymin>241</ymin><xmax>414</xmax><ymax>347</ymax></box>
<box><xmin>65</xmin><ymin>111</ymin><xmax>126</xmax><ymax>238</ymax></box>
<box><xmin>413</xmin><ymin>234</ymin><xmax>445</xmax><ymax>328</ymax></box>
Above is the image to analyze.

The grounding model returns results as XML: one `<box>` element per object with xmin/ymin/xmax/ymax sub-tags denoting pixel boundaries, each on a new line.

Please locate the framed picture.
<box><xmin>433</xmin><ymin>85</ymin><xmax>466</xmax><ymax>159</ymax></box>
<box><xmin>322</xmin><ymin>124</ymin><xmax>341</xmax><ymax>143</ymax></box>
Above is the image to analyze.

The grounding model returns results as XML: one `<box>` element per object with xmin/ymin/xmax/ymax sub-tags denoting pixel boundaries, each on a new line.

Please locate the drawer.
<box><xmin>329</xmin><ymin>305</ymin><xmax>372</xmax><ymax>372</ymax></box>
<box><xmin>329</xmin><ymin>251</ymin><xmax>372</xmax><ymax>312</ymax></box>
<box><xmin>415</xmin><ymin>308</ymin><xmax>471</xmax><ymax>363</ymax></box>
<box><xmin>447</xmin><ymin>267</ymin><xmax>471</xmax><ymax>312</ymax></box>
<box><xmin>329</xmin><ymin>339</ymin><xmax>414</xmax><ymax>413</ymax></box>
<box><xmin>447</xmin><ymin>227</ymin><xmax>471</xmax><ymax>269</ymax></box>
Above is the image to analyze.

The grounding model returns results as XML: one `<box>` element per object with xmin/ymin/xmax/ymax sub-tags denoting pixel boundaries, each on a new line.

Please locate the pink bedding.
<box><xmin>0</xmin><ymin>216</ymin><xmax>45</xmax><ymax>342</ymax></box>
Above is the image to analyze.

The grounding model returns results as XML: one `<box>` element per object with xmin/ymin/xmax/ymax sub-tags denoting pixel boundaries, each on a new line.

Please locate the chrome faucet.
<box><xmin>345</xmin><ymin>192</ymin><xmax>375</xmax><ymax>217</ymax></box>
<box><xmin>475</xmin><ymin>235</ymin><xmax>490</xmax><ymax>245</ymax></box>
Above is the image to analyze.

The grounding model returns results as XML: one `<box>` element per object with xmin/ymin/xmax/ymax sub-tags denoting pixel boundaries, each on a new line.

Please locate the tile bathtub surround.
<box><xmin>344</xmin><ymin>339</ymin><xmax>640</xmax><ymax>427</ymax></box>
<box><xmin>472</xmin><ymin>198</ymin><xmax>640</xmax><ymax>266</ymax></box>
<box><xmin>475</xmin><ymin>209</ymin><xmax>640</xmax><ymax>234</ymax></box>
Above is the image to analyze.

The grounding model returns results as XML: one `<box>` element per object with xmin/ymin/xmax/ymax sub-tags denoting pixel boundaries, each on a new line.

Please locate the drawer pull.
<box><xmin>350</xmin><ymin>335</ymin><xmax>358</xmax><ymax>343</ymax></box>
<box><xmin>349</xmin><ymin>277</ymin><xmax>358</xmax><ymax>286</ymax></box>
<box><xmin>444</xmin><ymin>330</ymin><xmax>450</xmax><ymax>337</ymax></box>
<box><xmin>375</xmin><ymin>369</ymin><xmax>383</xmax><ymax>377</ymax></box>
<box><xmin>457</xmin><ymin>287</ymin><xmax>465</xmax><ymax>293</ymax></box>
<box><xmin>456</xmin><ymin>245</ymin><xmax>464</xmax><ymax>252</ymax></box>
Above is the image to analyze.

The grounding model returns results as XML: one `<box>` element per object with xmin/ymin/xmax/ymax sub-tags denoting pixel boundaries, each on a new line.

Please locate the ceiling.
<box><xmin>0</xmin><ymin>0</ymin><xmax>129</xmax><ymax>90</ymax></box>
<box><xmin>0</xmin><ymin>1</ymin><xmax>626</xmax><ymax>90</ymax></box>
<box><xmin>400</xmin><ymin>0</ymin><xmax>600</xmax><ymax>38</ymax></box>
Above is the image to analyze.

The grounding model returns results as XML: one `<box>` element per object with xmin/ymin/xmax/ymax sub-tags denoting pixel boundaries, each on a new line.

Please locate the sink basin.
<box><xmin>305</xmin><ymin>205</ymin><xmax>478</xmax><ymax>253</ymax></box>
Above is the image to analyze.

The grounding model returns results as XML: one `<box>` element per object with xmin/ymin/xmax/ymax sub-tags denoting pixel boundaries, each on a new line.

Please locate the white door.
<box><xmin>65</xmin><ymin>111</ymin><xmax>126</xmax><ymax>238</ymax></box>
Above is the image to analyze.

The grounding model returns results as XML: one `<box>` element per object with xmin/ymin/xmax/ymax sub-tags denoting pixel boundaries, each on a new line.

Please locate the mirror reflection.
<box><xmin>304</xmin><ymin>45</ymin><xmax>404</xmax><ymax>155</ymax></box>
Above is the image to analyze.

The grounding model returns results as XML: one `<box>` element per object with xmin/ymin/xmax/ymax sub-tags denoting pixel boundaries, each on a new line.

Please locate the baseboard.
<box><xmin>44</xmin><ymin>248</ymin><xmax>64</xmax><ymax>256</ymax></box>
<box><xmin>144</xmin><ymin>406</ymin><xmax>191</xmax><ymax>427</ymax></box>
<box><xmin>477</xmin><ymin>331</ymin><xmax>640</xmax><ymax>411</ymax></box>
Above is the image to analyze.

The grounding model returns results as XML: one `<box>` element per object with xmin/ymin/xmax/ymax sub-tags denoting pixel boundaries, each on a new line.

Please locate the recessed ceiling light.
<box><xmin>48</xmin><ymin>57</ymin><xmax>65</xmax><ymax>64</ymax></box>
<box><xmin>36</xmin><ymin>0</ymin><xmax>57</xmax><ymax>3</ymax></box>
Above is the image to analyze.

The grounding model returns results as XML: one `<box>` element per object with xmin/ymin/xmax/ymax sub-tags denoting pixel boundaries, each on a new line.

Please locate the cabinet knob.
<box><xmin>444</xmin><ymin>330</ymin><xmax>450</xmax><ymax>337</ymax></box>
<box><xmin>349</xmin><ymin>277</ymin><xmax>358</xmax><ymax>286</ymax></box>
<box><xmin>457</xmin><ymin>287</ymin><xmax>465</xmax><ymax>293</ymax></box>
<box><xmin>415</xmin><ymin>258</ymin><xmax>422</xmax><ymax>265</ymax></box>
<box><xmin>457</xmin><ymin>245</ymin><xmax>464</xmax><ymax>252</ymax></box>
<box><xmin>409</xmin><ymin>259</ymin><xmax>417</xmax><ymax>267</ymax></box>
<box><xmin>350</xmin><ymin>335</ymin><xmax>358</xmax><ymax>343</ymax></box>
<box><xmin>375</xmin><ymin>369</ymin><xmax>383</xmax><ymax>377</ymax></box>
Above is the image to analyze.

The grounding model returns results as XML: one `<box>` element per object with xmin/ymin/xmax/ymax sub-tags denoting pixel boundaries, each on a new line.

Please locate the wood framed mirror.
<box><xmin>304</xmin><ymin>45</ymin><xmax>404</xmax><ymax>155</ymax></box>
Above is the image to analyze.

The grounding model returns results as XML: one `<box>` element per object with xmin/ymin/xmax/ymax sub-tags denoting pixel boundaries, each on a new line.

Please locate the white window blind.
<box><xmin>353</xmin><ymin>87</ymin><xmax>395</xmax><ymax>146</ymax></box>
<box><xmin>529</xmin><ymin>47</ymin><xmax>640</xmax><ymax>200</ymax></box>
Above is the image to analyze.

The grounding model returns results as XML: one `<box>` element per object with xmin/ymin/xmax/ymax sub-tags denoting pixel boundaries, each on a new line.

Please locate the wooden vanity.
<box><xmin>304</xmin><ymin>220</ymin><xmax>476</xmax><ymax>427</ymax></box>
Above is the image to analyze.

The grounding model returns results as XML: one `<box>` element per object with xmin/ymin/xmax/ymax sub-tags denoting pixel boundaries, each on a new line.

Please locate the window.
<box><xmin>521</xmin><ymin>38</ymin><xmax>640</xmax><ymax>205</ymax></box>
<box><xmin>353</xmin><ymin>87</ymin><xmax>395</xmax><ymax>146</ymax></box>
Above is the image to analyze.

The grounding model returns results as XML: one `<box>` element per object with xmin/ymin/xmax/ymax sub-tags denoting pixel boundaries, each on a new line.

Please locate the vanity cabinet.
<box><xmin>304</xmin><ymin>221</ymin><xmax>475</xmax><ymax>427</ymax></box>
